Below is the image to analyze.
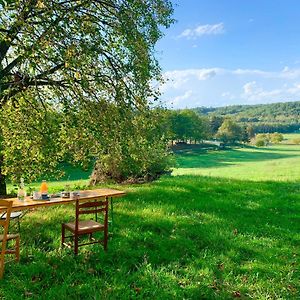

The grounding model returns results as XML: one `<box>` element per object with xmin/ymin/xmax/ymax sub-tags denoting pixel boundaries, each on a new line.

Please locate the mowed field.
<box><xmin>0</xmin><ymin>135</ymin><xmax>299</xmax><ymax>299</ymax></box>
<box><xmin>173</xmin><ymin>144</ymin><xmax>300</xmax><ymax>181</ymax></box>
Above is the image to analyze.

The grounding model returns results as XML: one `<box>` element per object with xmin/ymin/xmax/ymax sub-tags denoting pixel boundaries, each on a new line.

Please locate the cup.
<box><xmin>33</xmin><ymin>191</ymin><xmax>40</xmax><ymax>200</ymax></box>
<box><xmin>61</xmin><ymin>191</ymin><xmax>70</xmax><ymax>198</ymax></box>
<box><xmin>70</xmin><ymin>191</ymin><xmax>80</xmax><ymax>198</ymax></box>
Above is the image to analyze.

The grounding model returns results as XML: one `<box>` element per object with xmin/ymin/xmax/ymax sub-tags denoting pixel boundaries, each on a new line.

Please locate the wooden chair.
<box><xmin>1</xmin><ymin>211</ymin><xmax>23</xmax><ymax>232</ymax></box>
<box><xmin>61</xmin><ymin>198</ymin><xmax>109</xmax><ymax>255</ymax></box>
<box><xmin>0</xmin><ymin>200</ymin><xmax>20</xmax><ymax>279</ymax></box>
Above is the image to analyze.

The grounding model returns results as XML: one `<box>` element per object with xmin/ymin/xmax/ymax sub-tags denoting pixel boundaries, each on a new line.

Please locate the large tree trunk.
<box><xmin>0</xmin><ymin>155</ymin><xmax>7</xmax><ymax>196</ymax></box>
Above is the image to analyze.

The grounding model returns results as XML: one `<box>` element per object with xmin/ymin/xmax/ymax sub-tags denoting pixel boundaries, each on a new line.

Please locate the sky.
<box><xmin>157</xmin><ymin>0</ymin><xmax>300</xmax><ymax>109</ymax></box>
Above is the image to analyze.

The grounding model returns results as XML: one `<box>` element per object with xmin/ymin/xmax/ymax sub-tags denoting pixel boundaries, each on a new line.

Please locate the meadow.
<box><xmin>0</xmin><ymin>137</ymin><xmax>299</xmax><ymax>299</ymax></box>
<box><xmin>173</xmin><ymin>144</ymin><xmax>300</xmax><ymax>181</ymax></box>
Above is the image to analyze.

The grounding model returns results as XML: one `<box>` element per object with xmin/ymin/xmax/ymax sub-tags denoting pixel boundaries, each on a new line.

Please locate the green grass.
<box><xmin>0</xmin><ymin>143</ymin><xmax>299</xmax><ymax>299</ymax></box>
<box><xmin>173</xmin><ymin>144</ymin><xmax>300</xmax><ymax>181</ymax></box>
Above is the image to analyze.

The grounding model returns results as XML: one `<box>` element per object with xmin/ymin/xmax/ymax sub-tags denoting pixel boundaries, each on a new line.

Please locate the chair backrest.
<box><xmin>75</xmin><ymin>198</ymin><xmax>108</xmax><ymax>231</ymax></box>
<box><xmin>0</xmin><ymin>200</ymin><xmax>13</xmax><ymax>258</ymax></box>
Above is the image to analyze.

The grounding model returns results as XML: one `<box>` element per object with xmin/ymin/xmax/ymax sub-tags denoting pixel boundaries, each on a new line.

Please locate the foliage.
<box><xmin>253</xmin><ymin>133</ymin><xmax>283</xmax><ymax>147</ymax></box>
<box><xmin>194</xmin><ymin>101</ymin><xmax>300</xmax><ymax>134</ymax></box>
<box><xmin>0</xmin><ymin>95</ymin><xmax>64</xmax><ymax>182</ymax></box>
<box><xmin>215</xmin><ymin>118</ymin><xmax>242</xmax><ymax>143</ymax></box>
<box><xmin>270</xmin><ymin>132</ymin><xmax>284</xmax><ymax>143</ymax></box>
<box><xmin>166</xmin><ymin>109</ymin><xmax>210</xmax><ymax>143</ymax></box>
<box><xmin>0</xmin><ymin>0</ymin><xmax>174</xmax><ymax>108</ymax></box>
<box><xmin>246</xmin><ymin>125</ymin><xmax>255</xmax><ymax>139</ymax></box>
<box><xmin>209</xmin><ymin>115</ymin><xmax>224</xmax><ymax>135</ymax></box>
<box><xmin>0</xmin><ymin>0</ymin><xmax>174</xmax><ymax>190</ymax></box>
<box><xmin>90</xmin><ymin>108</ymin><xmax>172</xmax><ymax>183</ymax></box>
<box><xmin>255</xmin><ymin>139</ymin><xmax>265</xmax><ymax>147</ymax></box>
<box><xmin>254</xmin><ymin>133</ymin><xmax>270</xmax><ymax>147</ymax></box>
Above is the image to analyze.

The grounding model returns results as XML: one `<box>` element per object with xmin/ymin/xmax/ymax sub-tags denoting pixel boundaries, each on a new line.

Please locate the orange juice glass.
<box><xmin>40</xmin><ymin>180</ymin><xmax>48</xmax><ymax>194</ymax></box>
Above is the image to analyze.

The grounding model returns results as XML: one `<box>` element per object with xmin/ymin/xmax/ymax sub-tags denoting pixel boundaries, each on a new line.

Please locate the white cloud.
<box><xmin>170</xmin><ymin>90</ymin><xmax>193</xmax><ymax>107</ymax></box>
<box><xmin>163</xmin><ymin>68</ymin><xmax>219</xmax><ymax>90</ymax></box>
<box><xmin>287</xmin><ymin>82</ymin><xmax>300</xmax><ymax>95</ymax></box>
<box><xmin>161</xmin><ymin>66</ymin><xmax>300</xmax><ymax>108</ymax></box>
<box><xmin>243</xmin><ymin>81</ymin><xmax>259</xmax><ymax>95</ymax></box>
<box><xmin>233</xmin><ymin>69</ymin><xmax>271</xmax><ymax>77</ymax></box>
<box><xmin>164</xmin><ymin>68</ymin><xmax>220</xmax><ymax>80</ymax></box>
<box><xmin>242</xmin><ymin>81</ymin><xmax>289</xmax><ymax>103</ymax></box>
<box><xmin>178</xmin><ymin>23</ymin><xmax>225</xmax><ymax>39</ymax></box>
<box><xmin>279</xmin><ymin>66</ymin><xmax>300</xmax><ymax>79</ymax></box>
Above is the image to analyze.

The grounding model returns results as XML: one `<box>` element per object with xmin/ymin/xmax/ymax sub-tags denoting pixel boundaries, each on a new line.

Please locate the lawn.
<box><xmin>0</xmin><ymin>143</ymin><xmax>299</xmax><ymax>299</ymax></box>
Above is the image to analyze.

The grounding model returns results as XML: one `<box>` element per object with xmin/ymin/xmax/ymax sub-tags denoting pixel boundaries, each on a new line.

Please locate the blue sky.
<box><xmin>157</xmin><ymin>0</ymin><xmax>300</xmax><ymax>108</ymax></box>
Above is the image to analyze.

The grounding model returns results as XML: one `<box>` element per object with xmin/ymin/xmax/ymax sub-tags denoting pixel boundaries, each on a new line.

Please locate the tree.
<box><xmin>270</xmin><ymin>132</ymin><xmax>284</xmax><ymax>144</ymax></box>
<box><xmin>166</xmin><ymin>110</ymin><xmax>209</xmax><ymax>144</ymax></box>
<box><xmin>0</xmin><ymin>0</ymin><xmax>174</xmax><ymax>194</ymax></box>
<box><xmin>216</xmin><ymin>118</ymin><xmax>242</xmax><ymax>144</ymax></box>
<box><xmin>0</xmin><ymin>96</ymin><xmax>63</xmax><ymax>183</ymax></box>
<box><xmin>246</xmin><ymin>125</ymin><xmax>255</xmax><ymax>139</ymax></box>
<box><xmin>90</xmin><ymin>107</ymin><xmax>171</xmax><ymax>184</ymax></box>
<box><xmin>254</xmin><ymin>133</ymin><xmax>270</xmax><ymax>147</ymax></box>
<box><xmin>209</xmin><ymin>115</ymin><xmax>224</xmax><ymax>135</ymax></box>
<box><xmin>191</xmin><ymin>114</ymin><xmax>210</xmax><ymax>143</ymax></box>
<box><xmin>255</xmin><ymin>139</ymin><xmax>265</xmax><ymax>147</ymax></box>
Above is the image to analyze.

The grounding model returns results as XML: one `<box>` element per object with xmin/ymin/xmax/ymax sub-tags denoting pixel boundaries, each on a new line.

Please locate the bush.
<box><xmin>254</xmin><ymin>132</ymin><xmax>283</xmax><ymax>146</ymax></box>
<box><xmin>255</xmin><ymin>139</ymin><xmax>265</xmax><ymax>147</ymax></box>
<box><xmin>270</xmin><ymin>132</ymin><xmax>284</xmax><ymax>144</ymax></box>
<box><xmin>90</xmin><ymin>110</ymin><xmax>172</xmax><ymax>184</ymax></box>
<box><xmin>90</xmin><ymin>140</ymin><xmax>171</xmax><ymax>184</ymax></box>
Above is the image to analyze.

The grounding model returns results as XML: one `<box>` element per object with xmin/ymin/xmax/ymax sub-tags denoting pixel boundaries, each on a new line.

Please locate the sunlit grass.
<box><xmin>173</xmin><ymin>144</ymin><xmax>300</xmax><ymax>181</ymax></box>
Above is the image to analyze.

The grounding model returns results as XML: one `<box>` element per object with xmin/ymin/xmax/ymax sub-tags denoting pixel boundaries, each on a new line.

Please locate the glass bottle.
<box><xmin>17</xmin><ymin>178</ymin><xmax>26</xmax><ymax>201</ymax></box>
<box><xmin>40</xmin><ymin>180</ymin><xmax>48</xmax><ymax>195</ymax></box>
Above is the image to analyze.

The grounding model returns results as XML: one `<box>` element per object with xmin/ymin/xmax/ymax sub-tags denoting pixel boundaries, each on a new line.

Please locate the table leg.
<box><xmin>95</xmin><ymin>200</ymin><xmax>98</xmax><ymax>222</ymax></box>
<box><xmin>110</xmin><ymin>197</ymin><xmax>114</xmax><ymax>232</ymax></box>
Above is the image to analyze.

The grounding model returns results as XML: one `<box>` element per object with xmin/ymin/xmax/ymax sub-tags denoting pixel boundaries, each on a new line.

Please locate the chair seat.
<box><xmin>0</xmin><ymin>233</ymin><xmax>19</xmax><ymax>241</ymax></box>
<box><xmin>1</xmin><ymin>212</ymin><xmax>22</xmax><ymax>219</ymax></box>
<box><xmin>63</xmin><ymin>220</ymin><xmax>104</xmax><ymax>234</ymax></box>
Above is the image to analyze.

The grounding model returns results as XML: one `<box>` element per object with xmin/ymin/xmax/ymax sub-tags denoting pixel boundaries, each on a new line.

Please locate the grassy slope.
<box><xmin>0</xmin><ymin>142</ymin><xmax>299</xmax><ymax>299</ymax></box>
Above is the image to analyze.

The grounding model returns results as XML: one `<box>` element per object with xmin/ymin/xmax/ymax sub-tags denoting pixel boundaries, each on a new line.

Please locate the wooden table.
<box><xmin>1</xmin><ymin>188</ymin><xmax>126</xmax><ymax>230</ymax></box>
<box><xmin>5</xmin><ymin>188</ymin><xmax>125</xmax><ymax>211</ymax></box>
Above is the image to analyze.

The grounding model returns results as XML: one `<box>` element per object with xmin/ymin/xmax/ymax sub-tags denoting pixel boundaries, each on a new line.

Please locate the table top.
<box><xmin>1</xmin><ymin>188</ymin><xmax>126</xmax><ymax>211</ymax></box>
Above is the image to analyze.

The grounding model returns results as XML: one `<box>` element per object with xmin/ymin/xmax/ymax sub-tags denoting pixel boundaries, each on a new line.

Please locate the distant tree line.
<box><xmin>193</xmin><ymin>100</ymin><xmax>300</xmax><ymax>134</ymax></box>
<box><xmin>161</xmin><ymin>110</ymin><xmax>255</xmax><ymax>145</ymax></box>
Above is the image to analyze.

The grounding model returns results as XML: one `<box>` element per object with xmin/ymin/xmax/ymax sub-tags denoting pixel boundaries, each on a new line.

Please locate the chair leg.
<box><xmin>61</xmin><ymin>224</ymin><xmax>65</xmax><ymax>247</ymax></box>
<box><xmin>15</xmin><ymin>236</ymin><xmax>20</xmax><ymax>262</ymax></box>
<box><xmin>0</xmin><ymin>258</ymin><xmax>4</xmax><ymax>279</ymax></box>
<box><xmin>103</xmin><ymin>229</ymin><xmax>108</xmax><ymax>251</ymax></box>
<box><xmin>17</xmin><ymin>217</ymin><xmax>21</xmax><ymax>233</ymax></box>
<box><xmin>74</xmin><ymin>234</ymin><xmax>78</xmax><ymax>255</ymax></box>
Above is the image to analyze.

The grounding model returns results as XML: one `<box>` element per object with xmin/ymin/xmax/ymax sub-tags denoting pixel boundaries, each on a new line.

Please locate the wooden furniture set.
<box><xmin>0</xmin><ymin>188</ymin><xmax>125</xmax><ymax>278</ymax></box>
